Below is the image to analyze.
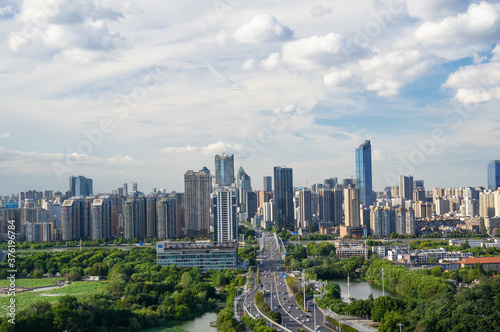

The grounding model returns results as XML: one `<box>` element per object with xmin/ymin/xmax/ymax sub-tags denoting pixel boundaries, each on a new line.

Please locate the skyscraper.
<box><xmin>488</xmin><ymin>160</ymin><xmax>500</xmax><ymax>190</ymax></box>
<box><xmin>273</xmin><ymin>166</ymin><xmax>294</xmax><ymax>228</ymax></box>
<box><xmin>236</xmin><ymin>167</ymin><xmax>252</xmax><ymax>212</ymax></box>
<box><xmin>298</xmin><ymin>188</ymin><xmax>311</xmax><ymax>228</ymax></box>
<box><xmin>91</xmin><ymin>197</ymin><xmax>111</xmax><ymax>240</ymax></box>
<box><xmin>213</xmin><ymin>187</ymin><xmax>237</xmax><ymax>242</ymax></box>
<box><xmin>184</xmin><ymin>169</ymin><xmax>210</xmax><ymax>237</ymax></box>
<box><xmin>344</xmin><ymin>184</ymin><xmax>360</xmax><ymax>227</ymax></box>
<box><xmin>156</xmin><ymin>197</ymin><xmax>177</xmax><ymax>239</ymax></box>
<box><xmin>69</xmin><ymin>176</ymin><xmax>93</xmax><ymax>196</ymax></box>
<box><xmin>263</xmin><ymin>176</ymin><xmax>272</xmax><ymax>192</ymax></box>
<box><xmin>399</xmin><ymin>175</ymin><xmax>414</xmax><ymax>200</ymax></box>
<box><xmin>215</xmin><ymin>154</ymin><xmax>235</xmax><ymax>186</ymax></box>
<box><xmin>355</xmin><ymin>140</ymin><xmax>373</xmax><ymax>206</ymax></box>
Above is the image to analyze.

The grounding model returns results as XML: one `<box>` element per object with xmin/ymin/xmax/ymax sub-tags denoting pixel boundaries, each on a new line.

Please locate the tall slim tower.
<box><xmin>488</xmin><ymin>160</ymin><xmax>500</xmax><ymax>190</ymax></box>
<box><xmin>355</xmin><ymin>140</ymin><xmax>372</xmax><ymax>206</ymax></box>
<box><xmin>298</xmin><ymin>188</ymin><xmax>312</xmax><ymax>228</ymax></box>
<box><xmin>184</xmin><ymin>169</ymin><xmax>210</xmax><ymax>237</ymax></box>
<box><xmin>213</xmin><ymin>187</ymin><xmax>238</xmax><ymax>242</ymax></box>
<box><xmin>344</xmin><ymin>185</ymin><xmax>360</xmax><ymax>227</ymax></box>
<box><xmin>215</xmin><ymin>154</ymin><xmax>235</xmax><ymax>186</ymax></box>
<box><xmin>274</xmin><ymin>166</ymin><xmax>294</xmax><ymax>228</ymax></box>
<box><xmin>236</xmin><ymin>167</ymin><xmax>252</xmax><ymax>213</ymax></box>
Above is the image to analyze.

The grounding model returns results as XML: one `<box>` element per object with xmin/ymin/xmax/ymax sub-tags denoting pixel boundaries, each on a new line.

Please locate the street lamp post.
<box><xmin>398</xmin><ymin>323</ymin><xmax>404</xmax><ymax>332</ymax></box>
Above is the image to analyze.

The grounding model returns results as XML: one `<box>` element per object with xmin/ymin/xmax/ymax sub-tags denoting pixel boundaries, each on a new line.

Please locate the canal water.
<box><xmin>138</xmin><ymin>312</ymin><xmax>218</xmax><ymax>332</ymax></box>
<box><xmin>329</xmin><ymin>278</ymin><xmax>400</xmax><ymax>302</ymax></box>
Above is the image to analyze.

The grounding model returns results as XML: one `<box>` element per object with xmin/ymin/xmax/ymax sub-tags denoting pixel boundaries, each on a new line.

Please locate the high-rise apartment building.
<box><xmin>91</xmin><ymin>197</ymin><xmax>111</xmax><ymax>240</ymax></box>
<box><xmin>122</xmin><ymin>195</ymin><xmax>146</xmax><ymax>239</ymax></box>
<box><xmin>184</xmin><ymin>169</ymin><xmax>210</xmax><ymax>237</ymax></box>
<box><xmin>156</xmin><ymin>197</ymin><xmax>177</xmax><ymax>239</ymax></box>
<box><xmin>488</xmin><ymin>160</ymin><xmax>500</xmax><ymax>190</ymax></box>
<box><xmin>356</xmin><ymin>140</ymin><xmax>373</xmax><ymax>206</ymax></box>
<box><xmin>213</xmin><ymin>187</ymin><xmax>237</xmax><ymax>242</ymax></box>
<box><xmin>344</xmin><ymin>185</ymin><xmax>360</xmax><ymax>227</ymax></box>
<box><xmin>298</xmin><ymin>189</ymin><xmax>312</xmax><ymax>228</ymax></box>
<box><xmin>318</xmin><ymin>188</ymin><xmax>342</xmax><ymax>225</ymax></box>
<box><xmin>69</xmin><ymin>176</ymin><xmax>93</xmax><ymax>197</ymax></box>
<box><xmin>215</xmin><ymin>154</ymin><xmax>235</xmax><ymax>186</ymax></box>
<box><xmin>399</xmin><ymin>175</ymin><xmax>414</xmax><ymax>200</ymax></box>
<box><xmin>273</xmin><ymin>166</ymin><xmax>294</xmax><ymax>228</ymax></box>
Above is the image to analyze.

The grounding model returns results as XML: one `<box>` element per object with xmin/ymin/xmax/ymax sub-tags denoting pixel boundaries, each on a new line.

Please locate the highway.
<box><xmin>244</xmin><ymin>231</ymin><xmax>326</xmax><ymax>332</ymax></box>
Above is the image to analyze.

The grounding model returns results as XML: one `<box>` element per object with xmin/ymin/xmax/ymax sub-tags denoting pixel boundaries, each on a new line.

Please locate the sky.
<box><xmin>1</xmin><ymin>0</ymin><xmax>500</xmax><ymax>195</ymax></box>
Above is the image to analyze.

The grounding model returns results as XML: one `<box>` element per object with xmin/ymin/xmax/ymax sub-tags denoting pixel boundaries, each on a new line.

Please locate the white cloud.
<box><xmin>0</xmin><ymin>5</ymin><xmax>13</xmax><ymax>16</ymax></box>
<box><xmin>0</xmin><ymin>132</ymin><xmax>10</xmax><ymax>138</ymax></box>
<box><xmin>324</xmin><ymin>70</ymin><xmax>354</xmax><ymax>87</ymax></box>
<box><xmin>261</xmin><ymin>53</ymin><xmax>280</xmax><ymax>70</ymax></box>
<box><xmin>310</xmin><ymin>5</ymin><xmax>333</xmax><ymax>17</ymax></box>
<box><xmin>268</xmin><ymin>32</ymin><xmax>347</xmax><ymax>70</ymax></box>
<box><xmin>233</xmin><ymin>14</ymin><xmax>293</xmax><ymax>44</ymax></box>
<box><xmin>7</xmin><ymin>0</ymin><xmax>127</xmax><ymax>58</ymax></box>
<box><xmin>443</xmin><ymin>51</ymin><xmax>500</xmax><ymax>103</ymax></box>
<box><xmin>405</xmin><ymin>0</ymin><xmax>472</xmax><ymax>20</ymax></box>
<box><xmin>415</xmin><ymin>2</ymin><xmax>500</xmax><ymax>46</ymax></box>
<box><xmin>338</xmin><ymin>49</ymin><xmax>436</xmax><ymax>96</ymax></box>
<box><xmin>163</xmin><ymin>141</ymin><xmax>245</xmax><ymax>155</ymax></box>
<box><xmin>242</xmin><ymin>58</ymin><xmax>255</xmax><ymax>70</ymax></box>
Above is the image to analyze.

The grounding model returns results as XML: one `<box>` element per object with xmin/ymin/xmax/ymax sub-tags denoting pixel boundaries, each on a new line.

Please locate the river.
<box><xmin>138</xmin><ymin>312</ymin><xmax>218</xmax><ymax>332</ymax></box>
<box><xmin>329</xmin><ymin>278</ymin><xmax>400</xmax><ymax>302</ymax></box>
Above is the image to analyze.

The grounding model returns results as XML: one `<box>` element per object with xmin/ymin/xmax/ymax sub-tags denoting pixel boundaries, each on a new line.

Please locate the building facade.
<box><xmin>355</xmin><ymin>140</ymin><xmax>373</xmax><ymax>206</ymax></box>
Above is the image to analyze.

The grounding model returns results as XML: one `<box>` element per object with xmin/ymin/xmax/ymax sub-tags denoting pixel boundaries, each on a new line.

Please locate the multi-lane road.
<box><xmin>243</xmin><ymin>231</ymin><xmax>326</xmax><ymax>332</ymax></box>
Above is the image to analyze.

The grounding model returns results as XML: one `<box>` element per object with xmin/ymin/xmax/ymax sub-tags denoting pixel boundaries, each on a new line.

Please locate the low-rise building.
<box><xmin>156</xmin><ymin>240</ymin><xmax>237</xmax><ymax>272</ymax></box>
<box><xmin>456</xmin><ymin>257</ymin><xmax>500</xmax><ymax>272</ymax></box>
<box><xmin>336</xmin><ymin>247</ymin><xmax>368</xmax><ymax>259</ymax></box>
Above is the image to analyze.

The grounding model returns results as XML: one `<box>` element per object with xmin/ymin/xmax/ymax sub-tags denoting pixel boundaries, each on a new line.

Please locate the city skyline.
<box><xmin>1</xmin><ymin>1</ymin><xmax>500</xmax><ymax>194</ymax></box>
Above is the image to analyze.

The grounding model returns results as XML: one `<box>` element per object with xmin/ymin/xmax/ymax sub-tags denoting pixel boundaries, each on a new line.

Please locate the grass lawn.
<box><xmin>0</xmin><ymin>281</ymin><xmax>105</xmax><ymax>316</ymax></box>
<box><xmin>0</xmin><ymin>277</ymin><xmax>64</xmax><ymax>288</ymax></box>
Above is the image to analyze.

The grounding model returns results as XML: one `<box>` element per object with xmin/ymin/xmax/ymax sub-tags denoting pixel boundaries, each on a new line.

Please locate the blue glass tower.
<box><xmin>488</xmin><ymin>160</ymin><xmax>500</xmax><ymax>190</ymax></box>
<box><xmin>356</xmin><ymin>140</ymin><xmax>372</xmax><ymax>206</ymax></box>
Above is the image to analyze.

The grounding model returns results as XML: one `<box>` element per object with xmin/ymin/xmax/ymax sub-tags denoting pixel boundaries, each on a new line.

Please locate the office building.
<box><xmin>324</xmin><ymin>177</ymin><xmax>338</xmax><ymax>188</ymax></box>
<box><xmin>184</xmin><ymin>169</ymin><xmax>210</xmax><ymax>237</ymax></box>
<box><xmin>488</xmin><ymin>160</ymin><xmax>500</xmax><ymax>190</ymax></box>
<box><xmin>236</xmin><ymin>167</ymin><xmax>252</xmax><ymax>213</ymax></box>
<box><xmin>215</xmin><ymin>154</ymin><xmax>235</xmax><ymax>186</ymax></box>
<box><xmin>273</xmin><ymin>166</ymin><xmax>294</xmax><ymax>227</ymax></box>
<box><xmin>69</xmin><ymin>176</ymin><xmax>93</xmax><ymax>197</ymax></box>
<box><xmin>414</xmin><ymin>180</ymin><xmax>425</xmax><ymax>190</ymax></box>
<box><xmin>263</xmin><ymin>176</ymin><xmax>272</xmax><ymax>192</ymax></box>
<box><xmin>213</xmin><ymin>187</ymin><xmax>237</xmax><ymax>243</ymax></box>
<box><xmin>156</xmin><ymin>240</ymin><xmax>237</xmax><ymax>272</ymax></box>
<box><xmin>399</xmin><ymin>175</ymin><xmax>414</xmax><ymax>200</ymax></box>
<box><xmin>356</xmin><ymin>140</ymin><xmax>373</xmax><ymax>206</ymax></box>
<box><xmin>413</xmin><ymin>188</ymin><xmax>425</xmax><ymax>203</ymax></box>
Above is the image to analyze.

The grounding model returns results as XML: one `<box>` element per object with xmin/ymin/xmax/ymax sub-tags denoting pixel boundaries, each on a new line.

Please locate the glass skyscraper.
<box><xmin>355</xmin><ymin>140</ymin><xmax>372</xmax><ymax>206</ymax></box>
<box><xmin>215</xmin><ymin>154</ymin><xmax>235</xmax><ymax>186</ymax></box>
<box><xmin>273</xmin><ymin>166</ymin><xmax>294</xmax><ymax>227</ymax></box>
<box><xmin>488</xmin><ymin>160</ymin><xmax>500</xmax><ymax>190</ymax></box>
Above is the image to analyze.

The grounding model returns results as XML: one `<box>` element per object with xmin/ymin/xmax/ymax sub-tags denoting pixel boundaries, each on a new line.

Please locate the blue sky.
<box><xmin>1</xmin><ymin>0</ymin><xmax>500</xmax><ymax>195</ymax></box>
